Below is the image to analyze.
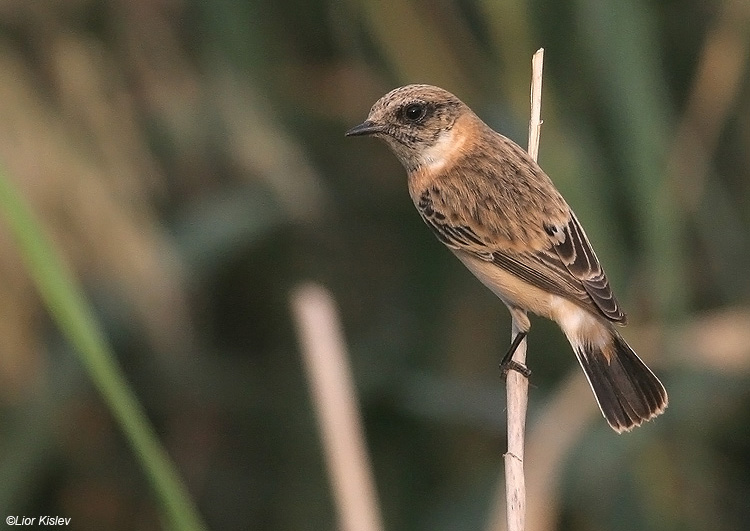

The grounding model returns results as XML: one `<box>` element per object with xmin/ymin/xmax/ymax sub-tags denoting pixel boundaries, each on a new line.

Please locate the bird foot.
<box><xmin>500</xmin><ymin>359</ymin><xmax>531</xmax><ymax>379</ymax></box>
<box><xmin>499</xmin><ymin>330</ymin><xmax>531</xmax><ymax>379</ymax></box>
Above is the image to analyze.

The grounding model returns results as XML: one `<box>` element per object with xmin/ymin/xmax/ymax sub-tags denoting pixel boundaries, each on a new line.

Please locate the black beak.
<box><xmin>345</xmin><ymin>120</ymin><xmax>382</xmax><ymax>137</ymax></box>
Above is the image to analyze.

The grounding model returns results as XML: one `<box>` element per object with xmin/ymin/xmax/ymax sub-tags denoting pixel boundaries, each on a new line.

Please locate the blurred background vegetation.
<box><xmin>0</xmin><ymin>0</ymin><xmax>749</xmax><ymax>530</ymax></box>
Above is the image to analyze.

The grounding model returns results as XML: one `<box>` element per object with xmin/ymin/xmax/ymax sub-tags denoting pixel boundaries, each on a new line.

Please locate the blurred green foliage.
<box><xmin>0</xmin><ymin>165</ymin><xmax>206</xmax><ymax>530</ymax></box>
<box><xmin>0</xmin><ymin>0</ymin><xmax>748</xmax><ymax>530</ymax></box>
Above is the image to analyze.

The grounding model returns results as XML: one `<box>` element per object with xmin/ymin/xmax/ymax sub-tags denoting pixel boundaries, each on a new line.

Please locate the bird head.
<box><xmin>346</xmin><ymin>84</ymin><xmax>470</xmax><ymax>173</ymax></box>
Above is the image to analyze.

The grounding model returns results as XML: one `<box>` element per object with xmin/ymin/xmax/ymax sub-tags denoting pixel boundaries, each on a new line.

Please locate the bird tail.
<box><xmin>572</xmin><ymin>328</ymin><xmax>668</xmax><ymax>433</ymax></box>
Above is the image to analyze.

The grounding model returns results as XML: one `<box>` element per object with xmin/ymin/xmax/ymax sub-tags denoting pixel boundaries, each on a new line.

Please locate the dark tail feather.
<box><xmin>574</xmin><ymin>330</ymin><xmax>668</xmax><ymax>433</ymax></box>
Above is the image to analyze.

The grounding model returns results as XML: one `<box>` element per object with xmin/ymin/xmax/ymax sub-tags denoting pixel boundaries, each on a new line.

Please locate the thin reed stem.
<box><xmin>504</xmin><ymin>47</ymin><xmax>544</xmax><ymax>531</ymax></box>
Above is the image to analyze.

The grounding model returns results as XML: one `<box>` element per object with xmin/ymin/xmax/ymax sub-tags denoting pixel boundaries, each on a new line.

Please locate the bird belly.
<box><xmin>451</xmin><ymin>249</ymin><xmax>556</xmax><ymax>319</ymax></box>
<box><xmin>453</xmin><ymin>249</ymin><xmax>611</xmax><ymax>349</ymax></box>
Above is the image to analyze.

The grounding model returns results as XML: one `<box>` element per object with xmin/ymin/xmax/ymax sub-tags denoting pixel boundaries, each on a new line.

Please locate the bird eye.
<box><xmin>402</xmin><ymin>103</ymin><xmax>426</xmax><ymax>122</ymax></box>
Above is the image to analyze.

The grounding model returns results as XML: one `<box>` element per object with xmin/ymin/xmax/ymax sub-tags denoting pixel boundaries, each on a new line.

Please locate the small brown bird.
<box><xmin>346</xmin><ymin>84</ymin><xmax>667</xmax><ymax>432</ymax></box>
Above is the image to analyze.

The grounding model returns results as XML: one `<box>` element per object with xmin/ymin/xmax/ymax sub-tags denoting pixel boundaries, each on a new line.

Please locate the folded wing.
<box><xmin>416</xmin><ymin>188</ymin><xmax>626</xmax><ymax>323</ymax></box>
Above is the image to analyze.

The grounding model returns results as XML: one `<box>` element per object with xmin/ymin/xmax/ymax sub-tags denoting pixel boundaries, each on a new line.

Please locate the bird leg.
<box><xmin>500</xmin><ymin>331</ymin><xmax>531</xmax><ymax>378</ymax></box>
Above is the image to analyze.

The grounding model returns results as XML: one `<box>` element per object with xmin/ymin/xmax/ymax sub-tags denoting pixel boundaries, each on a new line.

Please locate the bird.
<box><xmin>346</xmin><ymin>84</ymin><xmax>667</xmax><ymax>432</ymax></box>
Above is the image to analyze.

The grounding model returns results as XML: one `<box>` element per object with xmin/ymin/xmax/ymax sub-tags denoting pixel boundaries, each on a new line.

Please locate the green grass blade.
<box><xmin>0</xmin><ymin>166</ymin><xmax>206</xmax><ymax>531</ymax></box>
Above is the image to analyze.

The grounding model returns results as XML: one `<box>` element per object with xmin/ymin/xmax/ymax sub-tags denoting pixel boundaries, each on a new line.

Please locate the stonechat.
<box><xmin>347</xmin><ymin>84</ymin><xmax>667</xmax><ymax>432</ymax></box>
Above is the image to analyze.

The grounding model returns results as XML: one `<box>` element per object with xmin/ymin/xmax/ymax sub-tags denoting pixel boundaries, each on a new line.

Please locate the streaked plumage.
<box><xmin>347</xmin><ymin>84</ymin><xmax>667</xmax><ymax>432</ymax></box>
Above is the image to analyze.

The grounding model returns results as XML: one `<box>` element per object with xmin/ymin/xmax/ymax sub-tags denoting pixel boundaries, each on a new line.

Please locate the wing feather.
<box><xmin>416</xmin><ymin>187</ymin><xmax>626</xmax><ymax>323</ymax></box>
<box><xmin>548</xmin><ymin>213</ymin><xmax>626</xmax><ymax>322</ymax></box>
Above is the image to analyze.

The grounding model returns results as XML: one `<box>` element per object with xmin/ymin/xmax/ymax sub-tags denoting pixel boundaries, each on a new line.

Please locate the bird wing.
<box><xmin>542</xmin><ymin>212</ymin><xmax>626</xmax><ymax>322</ymax></box>
<box><xmin>416</xmin><ymin>186</ymin><xmax>626</xmax><ymax>323</ymax></box>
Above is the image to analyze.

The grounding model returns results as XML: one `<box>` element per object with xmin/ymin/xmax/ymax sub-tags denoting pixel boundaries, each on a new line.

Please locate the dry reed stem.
<box><xmin>290</xmin><ymin>283</ymin><xmax>384</xmax><ymax>531</ymax></box>
<box><xmin>504</xmin><ymin>47</ymin><xmax>544</xmax><ymax>531</ymax></box>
